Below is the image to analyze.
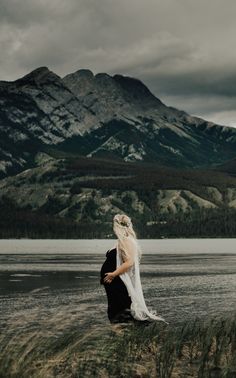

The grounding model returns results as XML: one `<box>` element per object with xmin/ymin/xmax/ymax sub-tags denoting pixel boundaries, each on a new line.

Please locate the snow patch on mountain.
<box><xmin>0</xmin><ymin>160</ymin><xmax>12</xmax><ymax>173</ymax></box>
<box><xmin>159</xmin><ymin>142</ymin><xmax>183</xmax><ymax>156</ymax></box>
<box><xmin>87</xmin><ymin>136</ymin><xmax>127</xmax><ymax>157</ymax></box>
<box><xmin>124</xmin><ymin>144</ymin><xmax>146</xmax><ymax>161</ymax></box>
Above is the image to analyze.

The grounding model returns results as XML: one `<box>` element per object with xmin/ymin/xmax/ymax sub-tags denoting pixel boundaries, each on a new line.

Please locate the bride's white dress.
<box><xmin>111</xmin><ymin>238</ymin><xmax>168</xmax><ymax>324</ymax></box>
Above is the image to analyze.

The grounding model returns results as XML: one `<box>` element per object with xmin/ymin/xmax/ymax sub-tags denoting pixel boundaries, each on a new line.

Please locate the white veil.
<box><xmin>111</xmin><ymin>214</ymin><xmax>168</xmax><ymax>324</ymax></box>
<box><xmin>116</xmin><ymin>238</ymin><xmax>168</xmax><ymax>323</ymax></box>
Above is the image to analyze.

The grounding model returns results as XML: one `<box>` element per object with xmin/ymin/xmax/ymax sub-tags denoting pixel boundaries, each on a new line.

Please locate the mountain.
<box><xmin>1</xmin><ymin>153</ymin><xmax>236</xmax><ymax>238</ymax></box>
<box><xmin>2</xmin><ymin>66</ymin><xmax>236</xmax><ymax>238</ymax></box>
<box><xmin>1</xmin><ymin>66</ymin><xmax>236</xmax><ymax>178</ymax></box>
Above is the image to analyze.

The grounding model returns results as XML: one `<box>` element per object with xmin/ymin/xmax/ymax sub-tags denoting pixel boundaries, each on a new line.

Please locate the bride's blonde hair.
<box><xmin>113</xmin><ymin>213</ymin><xmax>142</xmax><ymax>260</ymax></box>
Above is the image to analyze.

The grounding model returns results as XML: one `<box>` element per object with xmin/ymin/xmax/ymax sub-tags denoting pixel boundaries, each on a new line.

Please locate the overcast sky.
<box><xmin>1</xmin><ymin>0</ymin><xmax>236</xmax><ymax>126</ymax></box>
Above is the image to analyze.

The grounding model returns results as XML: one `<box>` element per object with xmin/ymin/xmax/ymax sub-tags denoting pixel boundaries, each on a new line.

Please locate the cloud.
<box><xmin>158</xmin><ymin>94</ymin><xmax>236</xmax><ymax>127</ymax></box>
<box><xmin>0</xmin><ymin>0</ymin><xmax>236</xmax><ymax>126</ymax></box>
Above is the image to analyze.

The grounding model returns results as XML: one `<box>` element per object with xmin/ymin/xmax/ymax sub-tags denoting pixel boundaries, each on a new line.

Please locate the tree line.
<box><xmin>1</xmin><ymin>196</ymin><xmax>236</xmax><ymax>239</ymax></box>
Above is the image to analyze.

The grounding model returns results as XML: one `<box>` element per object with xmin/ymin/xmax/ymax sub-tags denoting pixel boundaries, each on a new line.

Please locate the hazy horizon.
<box><xmin>1</xmin><ymin>239</ymin><xmax>236</xmax><ymax>255</ymax></box>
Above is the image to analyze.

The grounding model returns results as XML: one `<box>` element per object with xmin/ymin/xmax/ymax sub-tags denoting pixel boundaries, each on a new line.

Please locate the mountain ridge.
<box><xmin>1</xmin><ymin>64</ymin><xmax>236</xmax><ymax>238</ymax></box>
<box><xmin>1</xmin><ymin>66</ymin><xmax>236</xmax><ymax>178</ymax></box>
<box><xmin>1</xmin><ymin>152</ymin><xmax>236</xmax><ymax>238</ymax></box>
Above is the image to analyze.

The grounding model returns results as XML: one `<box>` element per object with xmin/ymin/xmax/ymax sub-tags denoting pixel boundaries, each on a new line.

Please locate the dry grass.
<box><xmin>0</xmin><ymin>308</ymin><xmax>236</xmax><ymax>378</ymax></box>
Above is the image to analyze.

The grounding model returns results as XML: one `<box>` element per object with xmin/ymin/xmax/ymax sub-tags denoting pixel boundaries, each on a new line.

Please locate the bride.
<box><xmin>100</xmin><ymin>213</ymin><xmax>168</xmax><ymax>324</ymax></box>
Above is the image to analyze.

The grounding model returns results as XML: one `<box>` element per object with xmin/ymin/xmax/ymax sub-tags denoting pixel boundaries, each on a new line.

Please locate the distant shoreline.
<box><xmin>1</xmin><ymin>238</ymin><xmax>236</xmax><ymax>254</ymax></box>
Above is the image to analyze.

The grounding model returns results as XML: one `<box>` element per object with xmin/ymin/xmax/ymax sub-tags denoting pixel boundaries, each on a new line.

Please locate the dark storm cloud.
<box><xmin>0</xmin><ymin>0</ymin><xmax>236</xmax><ymax>126</ymax></box>
<box><xmin>144</xmin><ymin>68</ymin><xmax>236</xmax><ymax>98</ymax></box>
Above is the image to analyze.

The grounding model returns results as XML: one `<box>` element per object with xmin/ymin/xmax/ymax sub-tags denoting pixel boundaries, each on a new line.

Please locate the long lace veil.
<box><xmin>116</xmin><ymin>236</ymin><xmax>168</xmax><ymax>324</ymax></box>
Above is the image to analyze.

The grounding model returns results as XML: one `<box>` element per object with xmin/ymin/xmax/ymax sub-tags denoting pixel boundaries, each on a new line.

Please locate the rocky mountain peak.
<box><xmin>64</xmin><ymin>68</ymin><xmax>94</xmax><ymax>81</ymax></box>
<box><xmin>26</xmin><ymin>66</ymin><xmax>50</xmax><ymax>76</ymax></box>
<box><xmin>76</xmin><ymin>69</ymin><xmax>94</xmax><ymax>78</ymax></box>
<box><xmin>113</xmin><ymin>74</ymin><xmax>163</xmax><ymax>106</ymax></box>
<box><xmin>63</xmin><ymin>69</ymin><xmax>121</xmax><ymax>100</ymax></box>
<box><xmin>2</xmin><ymin>65</ymin><xmax>236</xmax><ymax>179</ymax></box>
<box><xmin>62</xmin><ymin>69</ymin><xmax>164</xmax><ymax>111</ymax></box>
<box><xmin>15</xmin><ymin>66</ymin><xmax>61</xmax><ymax>86</ymax></box>
<box><xmin>94</xmin><ymin>73</ymin><xmax>120</xmax><ymax>93</ymax></box>
<box><xmin>95</xmin><ymin>72</ymin><xmax>112</xmax><ymax>81</ymax></box>
<box><xmin>62</xmin><ymin>69</ymin><xmax>95</xmax><ymax>97</ymax></box>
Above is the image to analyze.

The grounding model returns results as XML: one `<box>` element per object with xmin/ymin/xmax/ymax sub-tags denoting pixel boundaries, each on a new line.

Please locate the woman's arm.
<box><xmin>104</xmin><ymin>238</ymin><xmax>135</xmax><ymax>283</ymax></box>
<box><xmin>103</xmin><ymin>259</ymin><xmax>133</xmax><ymax>283</ymax></box>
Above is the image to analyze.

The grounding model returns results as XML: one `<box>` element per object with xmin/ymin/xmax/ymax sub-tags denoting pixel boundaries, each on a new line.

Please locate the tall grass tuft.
<box><xmin>0</xmin><ymin>310</ymin><xmax>236</xmax><ymax>377</ymax></box>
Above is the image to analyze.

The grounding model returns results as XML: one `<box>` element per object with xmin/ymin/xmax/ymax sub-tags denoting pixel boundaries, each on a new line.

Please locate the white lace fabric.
<box><xmin>114</xmin><ymin>237</ymin><xmax>168</xmax><ymax>324</ymax></box>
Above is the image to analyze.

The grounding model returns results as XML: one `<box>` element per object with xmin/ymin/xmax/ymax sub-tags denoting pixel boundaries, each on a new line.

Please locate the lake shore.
<box><xmin>1</xmin><ymin>239</ymin><xmax>236</xmax><ymax>376</ymax></box>
<box><xmin>1</xmin><ymin>238</ymin><xmax>236</xmax><ymax>254</ymax></box>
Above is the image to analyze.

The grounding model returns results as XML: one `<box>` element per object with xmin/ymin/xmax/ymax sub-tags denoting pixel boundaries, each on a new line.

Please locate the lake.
<box><xmin>0</xmin><ymin>239</ymin><xmax>236</xmax><ymax>327</ymax></box>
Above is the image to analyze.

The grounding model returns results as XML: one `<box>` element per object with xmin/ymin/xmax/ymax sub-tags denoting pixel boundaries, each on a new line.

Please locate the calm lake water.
<box><xmin>0</xmin><ymin>239</ymin><xmax>236</xmax><ymax>326</ymax></box>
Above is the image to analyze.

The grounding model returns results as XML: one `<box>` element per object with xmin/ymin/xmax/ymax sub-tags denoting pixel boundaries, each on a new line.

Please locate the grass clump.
<box><xmin>0</xmin><ymin>312</ymin><xmax>236</xmax><ymax>377</ymax></box>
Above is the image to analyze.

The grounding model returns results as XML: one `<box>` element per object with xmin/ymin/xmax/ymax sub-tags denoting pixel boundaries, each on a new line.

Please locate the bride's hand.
<box><xmin>104</xmin><ymin>272</ymin><xmax>115</xmax><ymax>284</ymax></box>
